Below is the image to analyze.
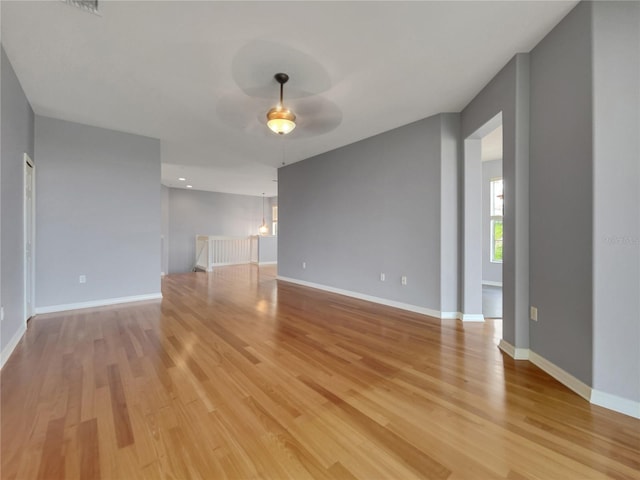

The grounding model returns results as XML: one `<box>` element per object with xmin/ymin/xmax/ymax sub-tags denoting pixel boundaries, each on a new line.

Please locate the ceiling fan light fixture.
<box><xmin>266</xmin><ymin>73</ymin><xmax>296</xmax><ymax>135</ymax></box>
<box><xmin>267</xmin><ymin>106</ymin><xmax>296</xmax><ymax>135</ymax></box>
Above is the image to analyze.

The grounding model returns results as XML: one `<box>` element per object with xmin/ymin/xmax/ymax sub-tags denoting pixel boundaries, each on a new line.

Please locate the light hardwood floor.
<box><xmin>2</xmin><ymin>265</ymin><xmax>639</xmax><ymax>479</ymax></box>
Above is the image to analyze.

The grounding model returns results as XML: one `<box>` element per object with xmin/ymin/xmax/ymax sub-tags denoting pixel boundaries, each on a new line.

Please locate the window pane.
<box><xmin>491</xmin><ymin>179</ymin><xmax>503</xmax><ymax>216</ymax></box>
<box><xmin>494</xmin><ymin>220</ymin><xmax>503</xmax><ymax>241</ymax></box>
<box><xmin>491</xmin><ymin>219</ymin><xmax>503</xmax><ymax>262</ymax></box>
<box><xmin>494</xmin><ymin>240</ymin><xmax>503</xmax><ymax>262</ymax></box>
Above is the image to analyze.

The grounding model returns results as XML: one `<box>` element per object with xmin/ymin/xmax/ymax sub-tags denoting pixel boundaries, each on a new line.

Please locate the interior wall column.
<box><xmin>462</xmin><ymin>138</ymin><xmax>484</xmax><ymax>321</ymax></box>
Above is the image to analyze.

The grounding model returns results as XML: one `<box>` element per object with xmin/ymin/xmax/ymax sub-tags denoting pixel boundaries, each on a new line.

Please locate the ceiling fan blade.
<box><xmin>243</xmin><ymin>85</ymin><xmax>315</xmax><ymax>100</ymax></box>
<box><xmin>286</xmin><ymin>96</ymin><xmax>343</xmax><ymax>138</ymax></box>
<box><xmin>216</xmin><ymin>92</ymin><xmax>270</xmax><ymax>132</ymax></box>
<box><xmin>232</xmin><ymin>40</ymin><xmax>333</xmax><ymax>99</ymax></box>
<box><xmin>217</xmin><ymin>90</ymin><xmax>343</xmax><ymax>139</ymax></box>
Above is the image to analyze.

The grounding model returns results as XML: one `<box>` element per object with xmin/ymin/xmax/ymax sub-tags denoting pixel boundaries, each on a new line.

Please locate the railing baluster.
<box><xmin>196</xmin><ymin>236</ymin><xmax>260</xmax><ymax>268</ymax></box>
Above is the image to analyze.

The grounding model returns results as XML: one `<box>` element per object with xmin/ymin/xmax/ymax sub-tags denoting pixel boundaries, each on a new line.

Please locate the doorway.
<box><xmin>481</xmin><ymin>125</ymin><xmax>503</xmax><ymax>319</ymax></box>
<box><xmin>24</xmin><ymin>154</ymin><xmax>35</xmax><ymax>321</ymax></box>
<box><xmin>462</xmin><ymin>112</ymin><xmax>502</xmax><ymax>321</ymax></box>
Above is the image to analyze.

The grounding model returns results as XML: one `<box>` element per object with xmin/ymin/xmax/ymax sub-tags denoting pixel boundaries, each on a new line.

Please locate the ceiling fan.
<box><xmin>216</xmin><ymin>70</ymin><xmax>343</xmax><ymax>140</ymax></box>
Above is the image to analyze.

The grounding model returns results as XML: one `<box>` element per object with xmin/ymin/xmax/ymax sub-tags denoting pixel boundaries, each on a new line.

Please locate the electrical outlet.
<box><xmin>401</xmin><ymin>276</ymin><xmax>407</xmax><ymax>286</ymax></box>
<box><xmin>79</xmin><ymin>275</ymin><xmax>87</xmax><ymax>284</ymax></box>
<box><xmin>302</xmin><ymin>262</ymin><xmax>306</xmax><ymax>270</ymax></box>
<box><xmin>380</xmin><ymin>273</ymin><xmax>385</xmax><ymax>281</ymax></box>
<box><xmin>530</xmin><ymin>306</ymin><xmax>538</xmax><ymax>321</ymax></box>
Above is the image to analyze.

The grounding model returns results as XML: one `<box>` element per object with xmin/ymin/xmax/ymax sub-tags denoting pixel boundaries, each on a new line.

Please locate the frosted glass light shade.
<box><xmin>266</xmin><ymin>107</ymin><xmax>296</xmax><ymax>135</ymax></box>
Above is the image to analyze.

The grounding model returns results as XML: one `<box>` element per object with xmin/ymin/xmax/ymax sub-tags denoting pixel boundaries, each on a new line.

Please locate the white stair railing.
<box><xmin>250</xmin><ymin>235</ymin><xmax>259</xmax><ymax>264</ymax></box>
<box><xmin>194</xmin><ymin>236</ymin><xmax>255</xmax><ymax>271</ymax></box>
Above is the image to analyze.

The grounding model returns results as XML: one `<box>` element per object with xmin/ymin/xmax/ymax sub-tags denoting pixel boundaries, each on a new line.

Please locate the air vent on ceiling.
<box><xmin>62</xmin><ymin>0</ymin><xmax>100</xmax><ymax>15</ymax></box>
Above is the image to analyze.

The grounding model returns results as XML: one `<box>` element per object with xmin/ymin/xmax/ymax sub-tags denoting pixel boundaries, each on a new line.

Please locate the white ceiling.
<box><xmin>1</xmin><ymin>0</ymin><xmax>577</xmax><ymax>197</ymax></box>
<box><xmin>482</xmin><ymin>125</ymin><xmax>503</xmax><ymax>162</ymax></box>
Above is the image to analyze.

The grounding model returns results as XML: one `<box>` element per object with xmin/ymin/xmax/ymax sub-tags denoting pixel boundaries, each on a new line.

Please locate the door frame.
<box><xmin>24</xmin><ymin>153</ymin><xmax>35</xmax><ymax>322</ymax></box>
<box><xmin>462</xmin><ymin>112</ymin><xmax>502</xmax><ymax>321</ymax></box>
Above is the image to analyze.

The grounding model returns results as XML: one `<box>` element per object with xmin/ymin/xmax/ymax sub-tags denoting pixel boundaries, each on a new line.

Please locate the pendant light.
<box><xmin>259</xmin><ymin>193</ymin><xmax>269</xmax><ymax>235</ymax></box>
<box><xmin>266</xmin><ymin>73</ymin><xmax>296</xmax><ymax>135</ymax></box>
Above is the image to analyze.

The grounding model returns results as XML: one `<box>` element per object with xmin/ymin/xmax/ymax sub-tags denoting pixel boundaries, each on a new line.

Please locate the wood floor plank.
<box><xmin>78</xmin><ymin>418</ymin><xmax>101</xmax><ymax>479</ymax></box>
<box><xmin>36</xmin><ymin>417</ymin><xmax>65</xmax><ymax>480</ymax></box>
<box><xmin>2</xmin><ymin>264</ymin><xmax>639</xmax><ymax>479</ymax></box>
<box><xmin>106</xmin><ymin>364</ymin><xmax>134</xmax><ymax>448</ymax></box>
<box><xmin>298</xmin><ymin>374</ymin><xmax>452</xmax><ymax>479</ymax></box>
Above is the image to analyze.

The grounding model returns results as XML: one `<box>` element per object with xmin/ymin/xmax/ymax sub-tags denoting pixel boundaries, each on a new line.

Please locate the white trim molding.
<box><xmin>528</xmin><ymin>350</ymin><xmax>592</xmax><ymax>402</ymax></box>
<box><xmin>1</xmin><ymin>323</ymin><xmax>27</xmax><ymax>369</ymax></box>
<box><xmin>498</xmin><ymin>339</ymin><xmax>530</xmax><ymax>360</ymax></box>
<box><xmin>591</xmin><ymin>390</ymin><xmax>640</xmax><ymax>420</ymax></box>
<box><xmin>35</xmin><ymin>293</ymin><xmax>163</xmax><ymax>315</ymax></box>
<box><xmin>277</xmin><ymin>277</ymin><xmax>489</xmax><ymax>323</ymax></box>
<box><xmin>460</xmin><ymin>313</ymin><xmax>485</xmax><ymax>322</ymax></box>
<box><xmin>503</xmin><ymin>348</ymin><xmax>640</xmax><ymax>419</ymax></box>
<box><xmin>482</xmin><ymin>280</ymin><xmax>503</xmax><ymax>287</ymax></box>
<box><xmin>24</xmin><ymin>154</ymin><xmax>36</xmax><ymax>324</ymax></box>
<box><xmin>277</xmin><ymin>276</ymin><xmax>442</xmax><ymax>319</ymax></box>
<box><xmin>258</xmin><ymin>261</ymin><xmax>278</xmax><ymax>266</ymax></box>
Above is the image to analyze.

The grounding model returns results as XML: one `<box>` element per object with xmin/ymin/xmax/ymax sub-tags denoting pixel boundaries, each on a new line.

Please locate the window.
<box><xmin>490</xmin><ymin>178</ymin><xmax>503</xmax><ymax>263</ymax></box>
<box><xmin>272</xmin><ymin>206</ymin><xmax>278</xmax><ymax>236</ymax></box>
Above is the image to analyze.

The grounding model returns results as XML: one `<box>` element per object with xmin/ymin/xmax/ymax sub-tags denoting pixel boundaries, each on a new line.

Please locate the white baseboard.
<box><xmin>1</xmin><ymin>323</ymin><xmax>27</xmax><ymax>369</ymax></box>
<box><xmin>498</xmin><ymin>339</ymin><xmax>530</xmax><ymax>359</ymax></box>
<box><xmin>277</xmin><ymin>276</ymin><xmax>442</xmax><ymax>319</ymax></box>
<box><xmin>277</xmin><ymin>276</ymin><xmax>489</xmax><ymax>323</ymax></box>
<box><xmin>442</xmin><ymin>312</ymin><xmax>484</xmax><ymax>321</ymax></box>
<box><xmin>518</xmin><ymin>349</ymin><xmax>639</xmax><ymax>419</ymax></box>
<box><xmin>258</xmin><ymin>261</ymin><xmax>278</xmax><ymax>266</ymax></box>
<box><xmin>482</xmin><ymin>280</ymin><xmax>503</xmax><ymax>287</ymax></box>
<box><xmin>528</xmin><ymin>350</ymin><xmax>592</xmax><ymax>402</ymax></box>
<box><xmin>35</xmin><ymin>293</ymin><xmax>163</xmax><ymax>315</ymax></box>
<box><xmin>591</xmin><ymin>389</ymin><xmax>640</xmax><ymax>419</ymax></box>
<box><xmin>461</xmin><ymin>313</ymin><xmax>485</xmax><ymax>322</ymax></box>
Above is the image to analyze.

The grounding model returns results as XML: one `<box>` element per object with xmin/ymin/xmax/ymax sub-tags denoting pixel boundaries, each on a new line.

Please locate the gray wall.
<box><xmin>35</xmin><ymin>116</ymin><xmax>161</xmax><ymax>308</ymax></box>
<box><xmin>279</xmin><ymin>114</ymin><xmax>448</xmax><ymax>312</ymax></box>
<box><xmin>167</xmin><ymin>188</ymin><xmax>270</xmax><ymax>273</ymax></box>
<box><xmin>591</xmin><ymin>1</ymin><xmax>640</xmax><ymax>403</ymax></box>
<box><xmin>258</xmin><ymin>236</ymin><xmax>277</xmax><ymax>264</ymax></box>
<box><xmin>529</xmin><ymin>1</ymin><xmax>593</xmax><ymax>386</ymax></box>
<box><xmin>462</xmin><ymin>137</ymin><xmax>483</xmax><ymax>315</ymax></box>
<box><xmin>1</xmin><ymin>46</ymin><xmax>34</xmax><ymax>357</ymax></box>
<box><xmin>461</xmin><ymin>53</ymin><xmax>530</xmax><ymax>345</ymax></box>
<box><xmin>440</xmin><ymin>114</ymin><xmax>460</xmax><ymax>314</ymax></box>
<box><xmin>161</xmin><ymin>185</ymin><xmax>169</xmax><ymax>275</ymax></box>
<box><xmin>482</xmin><ymin>159</ymin><xmax>503</xmax><ymax>284</ymax></box>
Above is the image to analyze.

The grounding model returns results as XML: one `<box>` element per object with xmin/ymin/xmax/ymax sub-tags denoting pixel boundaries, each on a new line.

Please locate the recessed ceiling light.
<box><xmin>186</xmin><ymin>185</ymin><xmax>193</xmax><ymax>188</ymax></box>
<box><xmin>178</xmin><ymin>177</ymin><xmax>186</xmax><ymax>181</ymax></box>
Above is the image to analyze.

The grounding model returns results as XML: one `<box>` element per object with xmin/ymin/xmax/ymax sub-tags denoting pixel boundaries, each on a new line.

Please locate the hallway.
<box><xmin>483</xmin><ymin>284</ymin><xmax>502</xmax><ymax>319</ymax></box>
